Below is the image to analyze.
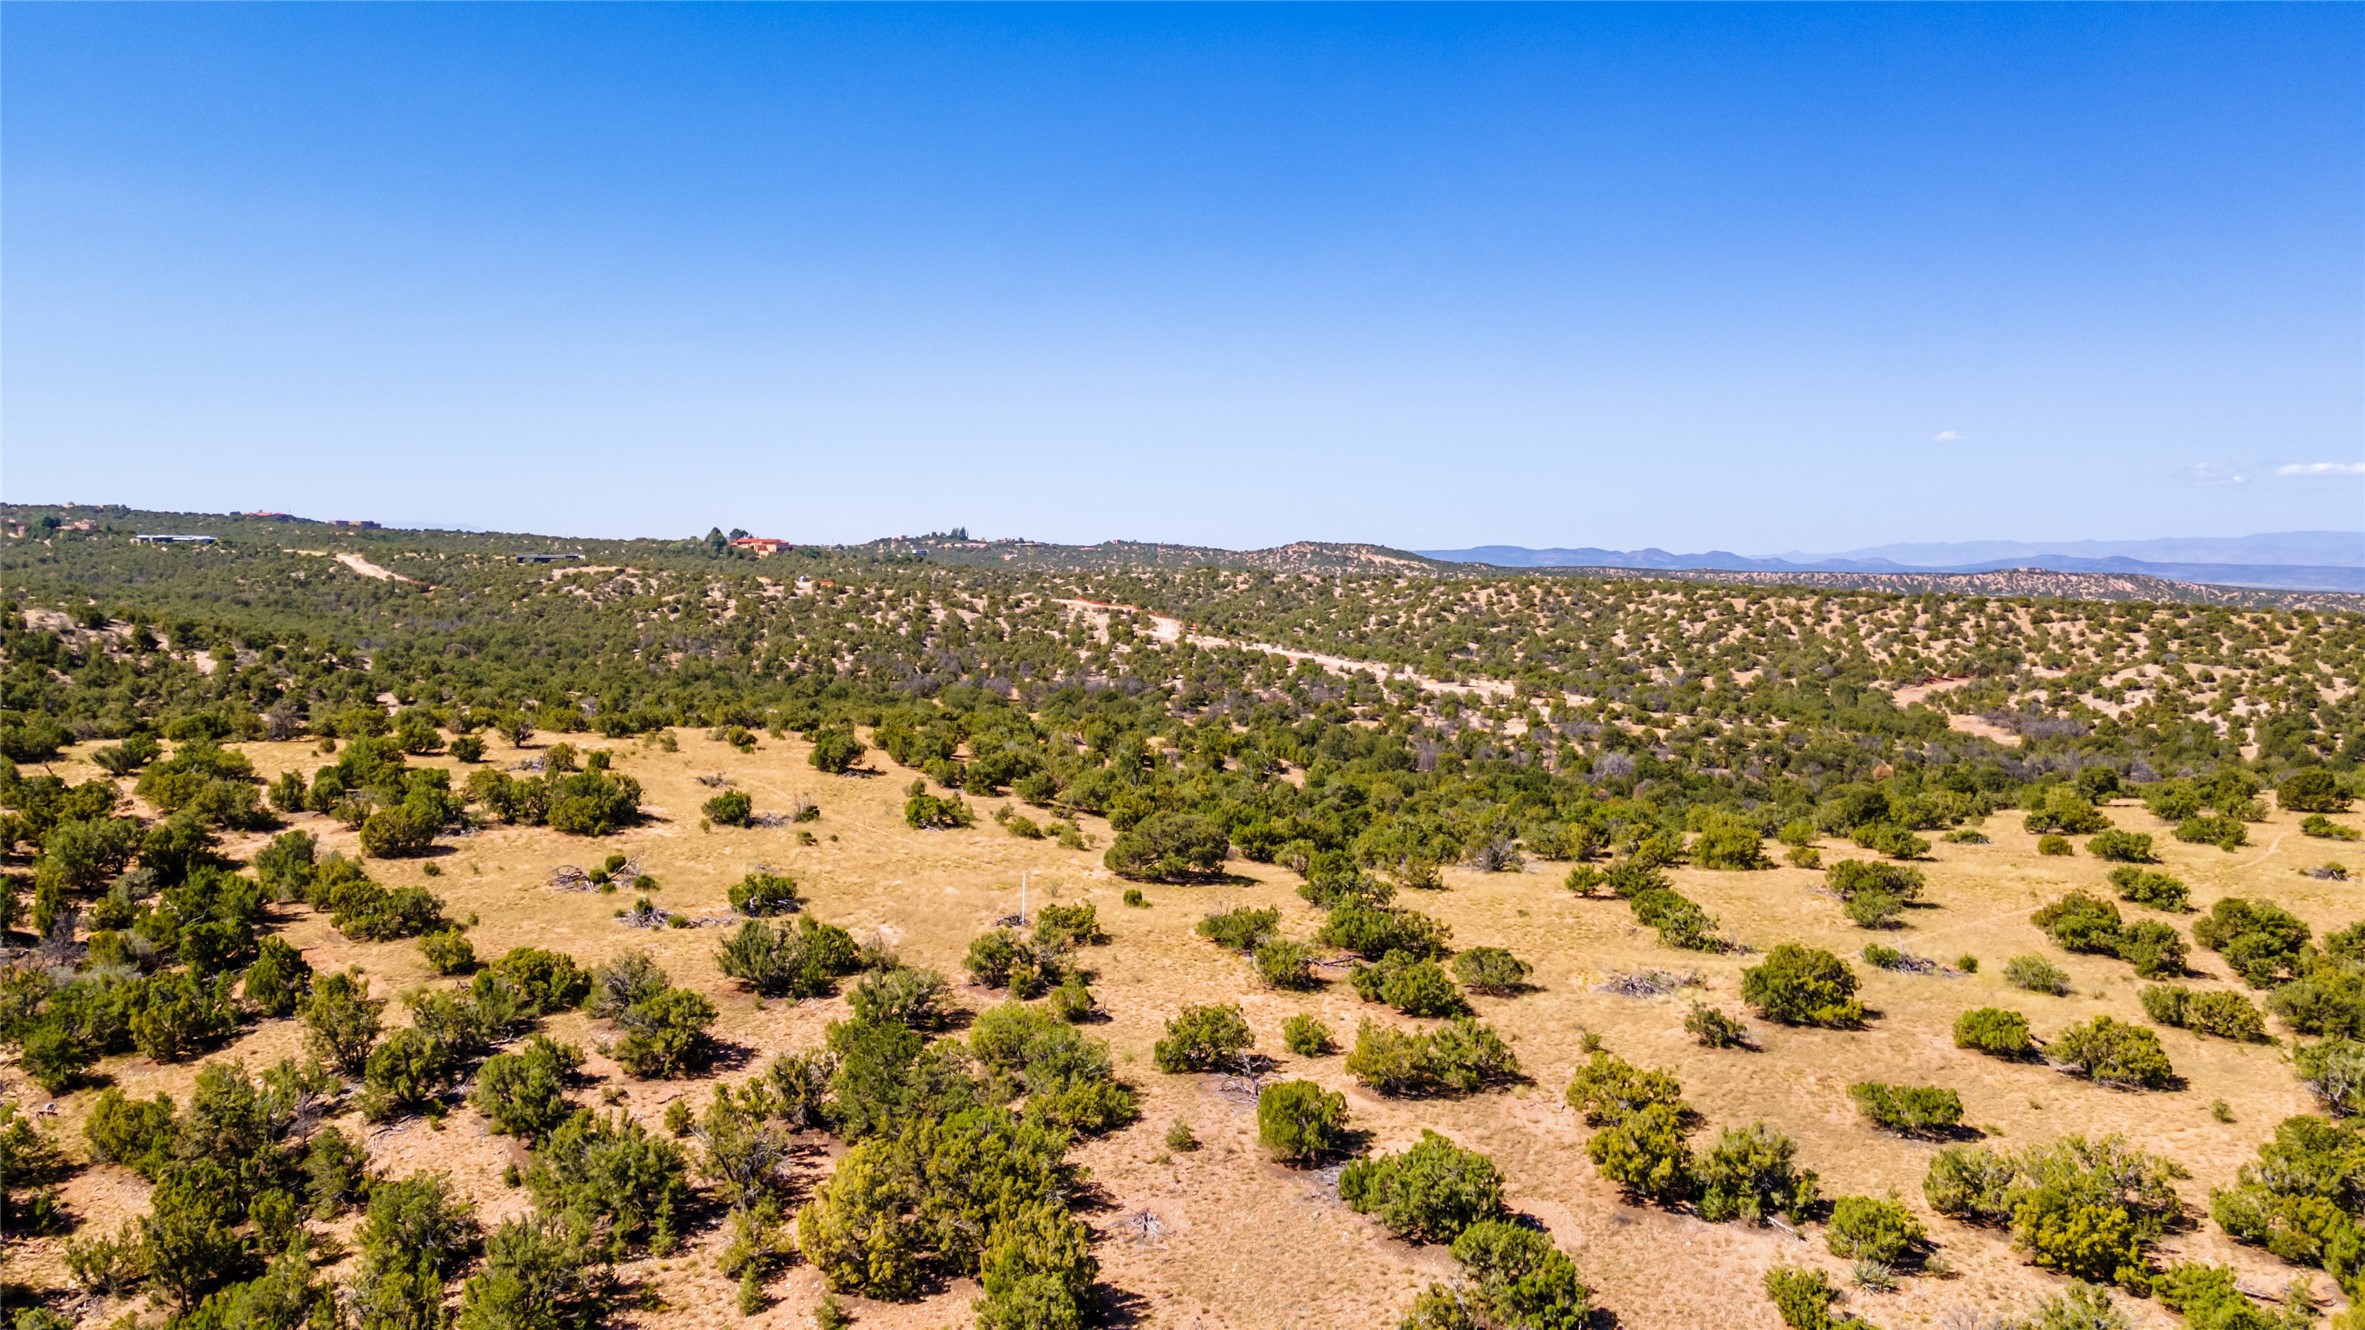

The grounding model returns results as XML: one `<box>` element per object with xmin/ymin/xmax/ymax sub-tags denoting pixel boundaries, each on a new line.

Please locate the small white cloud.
<box><xmin>1931</xmin><ymin>430</ymin><xmax>1963</xmax><ymax>444</ymax></box>
<box><xmin>2189</xmin><ymin>462</ymin><xmax>2247</xmax><ymax>487</ymax></box>
<box><xmin>2275</xmin><ymin>461</ymin><xmax>2365</xmax><ymax>478</ymax></box>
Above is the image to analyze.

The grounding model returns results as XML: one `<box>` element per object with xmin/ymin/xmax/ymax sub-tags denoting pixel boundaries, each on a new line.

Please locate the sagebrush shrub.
<box><xmin>1848</xmin><ymin>1082</ymin><xmax>1964</xmax><ymax>1136</ymax></box>
<box><xmin>1564</xmin><ymin>1052</ymin><xmax>1686</xmax><ymax>1125</ymax></box>
<box><xmin>2193</xmin><ymin>898</ymin><xmax>2311</xmax><ymax>988</ymax></box>
<box><xmin>1587</xmin><ymin>1101</ymin><xmax>1694</xmax><ymax>1204</ymax></box>
<box><xmin>1695</xmin><ymin>1123</ymin><xmax>1817</xmax><ymax>1225</ymax></box>
<box><xmin>1196</xmin><ymin>906</ymin><xmax>1279</xmax><ymax>952</ymax></box>
<box><xmin>2087</xmin><ymin>829</ymin><xmax>2155</xmax><ymax>863</ymax></box>
<box><xmin>1282</xmin><ymin>1014</ymin><xmax>1334</xmax><ymax>1057</ymax></box>
<box><xmin>1437</xmin><ymin>1220</ymin><xmax>1592</xmax><ymax>1329</ymax></box>
<box><xmin>418</xmin><ymin>928</ymin><xmax>475</xmax><ymax>976</ymax></box>
<box><xmin>1153</xmin><ymin>1004</ymin><xmax>1253</xmax><ymax>1073</ymax></box>
<box><xmin>1742</xmin><ymin>945</ymin><xmax>1863</xmax><ymax>1027</ymax></box>
<box><xmin>849</xmin><ymin>966</ymin><xmax>952</xmax><ymax>1030</ymax></box>
<box><xmin>1350</xmin><ymin>951</ymin><xmax>1467</xmax><ymax>1017</ymax></box>
<box><xmin>1340</xmin><ymin>1130</ymin><xmax>1507</xmax><ymax>1243</ymax></box>
<box><xmin>1684</xmin><ymin>1003</ymin><xmax>1751</xmax><ymax>1049</ymax></box>
<box><xmin>1825</xmin><ymin>1194</ymin><xmax>1925</xmax><ymax>1267</ymax></box>
<box><xmin>490</xmin><ymin>947</ymin><xmax>592</xmax><ymax>1013</ymax></box>
<box><xmin>1316</xmin><ymin>902</ymin><xmax>1452</xmax><ymax>959</ymax></box>
<box><xmin>728</xmin><ymin>871</ymin><xmax>801</xmax><ymax>916</ymax></box>
<box><xmin>1763</xmin><ymin>1266</ymin><xmax>1841</xmax><ymax>1330</ymax></box>
<box><xmin>2005</xmin><ymin>954</ymin><xmax>2072</xmax><ymax>996</ymax></box>
<box><xmin>1953</xmin><ymin>1007</ymin><xmax>2035</xmax><ymax>1058</ymax></box>
<box><xmin>1254</xmin><ymin>939</ymin><xmax>1319</xmax><ymax>990</ymax></box>
<box><xmin>473</xmin><ymin>1036</ymin><xmax>584</xmax><ymax>1141</ymax></box>
<box><xmin>1450</xmin><ymin>946</ymin><xmax>1532</xmax><ymax>995</ymax></box>
<box><xmin>2050</xmin><ymin>1016</ymin><xmax>2174</xmax><ymax>1089</ymax></box>
<box><xmin>1256</xmin><ymin>1080</ymin><xmax>1349</xmax><ymax>1165</ymax></box>
<box><xmin>2138</xmin><ymin>985</ymin><xmax>2266</xmax><ymax>1042</ymax></box>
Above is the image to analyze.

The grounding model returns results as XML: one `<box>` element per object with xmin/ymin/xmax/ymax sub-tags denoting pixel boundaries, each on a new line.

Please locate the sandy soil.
<box><xmin>333</xmin><ymin>552</ymin><xmax>417</xmax><ymax>584</ymax></box>
<box><xmin>1890</xmin><ymin>678</ymin><xmax>2021</xmax><ymax>747</ymax></box>
<box><xmin>8</xmin><ymin>732</ymin><xmax>2358</xmax><ymax>1329</ymax></box>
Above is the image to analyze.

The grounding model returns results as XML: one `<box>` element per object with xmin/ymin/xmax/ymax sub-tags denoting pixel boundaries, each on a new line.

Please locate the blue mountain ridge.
<box><xmin>1417</xmin><ymin>532</ymin><xmax>2365</xmax><ymax>593</ymax></box>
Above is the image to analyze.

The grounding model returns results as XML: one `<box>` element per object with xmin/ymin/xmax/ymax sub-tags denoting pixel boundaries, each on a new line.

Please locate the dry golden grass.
<box><xmin>10</xmin><ymin>730</ymin><xmax>2360</xmax><ymax>1329</ymax></box>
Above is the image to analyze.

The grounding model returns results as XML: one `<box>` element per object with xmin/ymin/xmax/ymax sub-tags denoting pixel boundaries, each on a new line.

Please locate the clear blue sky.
<box><xmin>5</xmin><ymin>4</ymin><xmax>2360</xmax><ymax>551</ymax></box>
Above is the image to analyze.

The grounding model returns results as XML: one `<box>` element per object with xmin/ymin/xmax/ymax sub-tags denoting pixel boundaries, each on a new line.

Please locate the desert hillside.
<box><xmin>3</xmin><ymin>511</ymin><xmax>2363</xmax><ymax>1330</ymax></box>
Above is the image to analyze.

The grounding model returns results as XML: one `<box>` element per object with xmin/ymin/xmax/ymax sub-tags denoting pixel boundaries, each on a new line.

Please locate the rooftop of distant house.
<box><xmin>132</xmin><ymin>533</ymin><xmax>217</xmax><ymax>545</ymax></box>
<box><xmin>730</xmin><ymin>536</ymin><xmax>789</xmax><ymax>555</ymax></box>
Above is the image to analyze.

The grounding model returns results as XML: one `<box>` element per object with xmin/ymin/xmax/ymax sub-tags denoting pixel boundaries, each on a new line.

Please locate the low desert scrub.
<box><xmin>1398</xmin><ymin>1221</ymin><xmax>1592</xmax><ymax>1329</ymax></box>
<box><xmin>1954</xmin><ymin>1007</ymin><xmax>2036</xmax><ymax>1058</ymax></box>
<box><xmin>2004</xmin><ymin>954</ymin><xmax>2072</xmax><ymax>996</ymax></box>
<box><xmin>2138</xmin><ymin>985</ymin><xmax>2268</xmax><ymax>1042</ymax></box>
<box><xmin>1824</xmin><ymin>1194</ymin><xmax>1927</xmax><ymax>1270</ymax></box>
<box><xmin>1345</xmin><ymin>1018</ymin><xmax>1521</xmax><ymax>1097</ymax></box>
<box><xmin>2049</xmin><ymin>1016</ymin><xmax>2175</xmax><ymax>1089</ymax></box>
<box><xmin>2107</xmin><ymin>866</ymin><xmax>2189</xmax><ymax>912</ymax></box>
<box><xmin>1256</xmin><ymin>1080</ymin><xmax>1350</xmax><ymax>1165</ymax></box>
<box><xmin>2030</xmin><ymin>891</ymin><xmax>2186</xmax><ymax>978</ymax></box>
<box><xmin>1848</xmin><ymin>1082</ymin><xmax>1966</xmax><ymax>1136</ymax></box>
<box><xmin>1153</xmin><ymin>1003</ymin><xmax>1254</xmax><ymax>1073</ymax></box>
<box><xmin>1340</xmin><ymin>1130</ymin><xmax>1506</xmax><ymax>1243</ymax></box>
<box><xmin>1683</xmin><ymin>1002</ymin><xmax>1753</xmax><ymax>1049</ymax></box>
<box><xmin>1924</xmin><ymin>1134</ymin><xmax>2183</xmax><ymax>1289</ymax></box>
<box><xmin>1281</xmin><ymin>1013</ymin><xmax>1335</xmax><ymax>1057</ymax></box>
<box><xmin>1742</xmin><ymin>945</ymin><xmax>1864</xmax><ymax>1027</ymax></box>
<box><xmin>1349</xmin><ymin>951</ymin><xmax>1468</xmax><ymax>1017</ymax></box>
<box><xmin>1450</xmin><ymin>946</ymin><xmax>1533</xmax><ymax>995</ymax></box>
<box><xmin>2193</xmin><ymin>897</ymin><xmax>2312</xmax><ymax>988</ymax></box>
<box><xmin>1195</xmin><ymin>906</ymin><xmax>1279</xmax><ymax>952</ymax></box>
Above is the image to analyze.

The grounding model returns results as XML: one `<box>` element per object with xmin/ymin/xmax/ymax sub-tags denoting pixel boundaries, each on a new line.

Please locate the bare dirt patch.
<box><xmin>334</xmin><ymin>551</ymin><xmax>418</xmax><ymax>584</ymax></box>
<box><xmin>1892</xmin><ymin>676</ymin><xmax>2021</xmax><ymax>746</ymax></box>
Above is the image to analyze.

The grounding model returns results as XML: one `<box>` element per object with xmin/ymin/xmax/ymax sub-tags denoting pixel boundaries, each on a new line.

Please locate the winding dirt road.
<box><xmin>1054</xmin><ymin>598</ymin><xmax>1512</xmax><ymax>699</ymax></box>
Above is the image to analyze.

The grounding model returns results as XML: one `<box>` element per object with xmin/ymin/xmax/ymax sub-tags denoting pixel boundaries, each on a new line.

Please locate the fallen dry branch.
<box><xmin>1597</xmin><ymin>969</ymin><xmax>1704</xmax><ymax>998</ymax></box>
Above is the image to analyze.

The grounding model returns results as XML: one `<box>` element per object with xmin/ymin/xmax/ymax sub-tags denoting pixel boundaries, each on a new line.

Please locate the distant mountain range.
<box><xmin>15</xmin><ymin>502</ymin><xmax>2361</xmax><ymax>606</ymax></box>
<box><xmin>1419</xmin><ymin>531</ymin><xmax>2365</xmax><ymax>593</ymax></box>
